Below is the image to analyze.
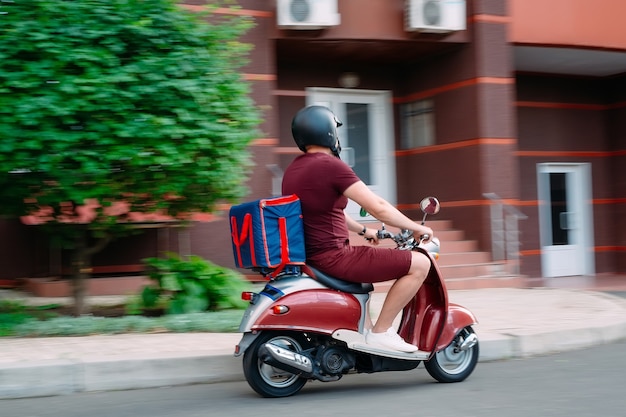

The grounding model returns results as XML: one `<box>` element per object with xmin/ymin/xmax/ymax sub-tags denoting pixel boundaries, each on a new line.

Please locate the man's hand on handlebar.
<box><xmin>362</xmin><ymin>227</ymin><xmax>379</xmax><ymax>245</ymax></box>
<box><xmin>418</xmin><ymin>226</ymin><xmax>434</xmax><ymax>243</ymax></box>
<box><xmin>372</xmin><ymin>225</ymin><xmax>434</xmax><ymax>246</ymax></box>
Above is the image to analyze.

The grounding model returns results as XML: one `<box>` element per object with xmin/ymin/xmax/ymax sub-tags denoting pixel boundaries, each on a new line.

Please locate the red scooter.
<box><xmin>234</xmin><ymin>197</ymin><xmax>479</xmax><ymax>398</ymax></box>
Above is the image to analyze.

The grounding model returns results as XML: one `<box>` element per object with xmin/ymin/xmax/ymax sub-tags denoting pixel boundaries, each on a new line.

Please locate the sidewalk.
<box><xmin>1</xmin><ymin>287</ymin><xmax>626</xmax><ymax>399</ymax></box>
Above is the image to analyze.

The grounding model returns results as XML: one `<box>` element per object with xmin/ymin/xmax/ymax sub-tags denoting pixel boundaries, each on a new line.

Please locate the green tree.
<box><xmin>0</xmin><ymin>0</ymin><xmax>260</xmax><ymax>315</ymax></box>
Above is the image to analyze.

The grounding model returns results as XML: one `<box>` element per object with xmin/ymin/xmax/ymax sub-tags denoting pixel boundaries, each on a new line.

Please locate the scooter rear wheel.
<box><xmin>242</xmin><ymin>332</ymin><xmax>309</xmax><ymax>398</ymax></box>
<box><xmin>424</xmin><ymin>326</ymin><xmax>479</xmax><ymax>383</ymax></box>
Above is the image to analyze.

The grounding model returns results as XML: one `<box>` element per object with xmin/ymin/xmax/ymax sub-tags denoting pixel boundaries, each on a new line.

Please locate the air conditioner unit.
<box><xmin>277</xmin><ymin>0</ymin><xmax>340</xmax><ymax>30</ymax></box>
<box><xmin>405</xmin><ymin>0</ymin><xmax>466</xmax><ymax>33</ymax></box>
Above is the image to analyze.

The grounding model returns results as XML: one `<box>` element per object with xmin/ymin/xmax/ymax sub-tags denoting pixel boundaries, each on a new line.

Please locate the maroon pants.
<box><xmin>307</xmin><ymin>243</ymin><xmax>412</xmax><ymax>283</ymax></box>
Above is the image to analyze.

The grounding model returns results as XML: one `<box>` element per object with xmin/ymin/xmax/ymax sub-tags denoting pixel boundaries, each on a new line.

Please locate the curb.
<box><xmin>476</xmin><ymin>321</ymin><xmax>626</xmax><ymax>361</ymax></box>
<box><xmin>0</xmin><ymin>354</ymin><xmax>242</xmax><ymax>399</ymax></box>
<box><xmin>3</xmin><ymin>324</ymin><xmax>626</xmax><ymax>399</ymax></box>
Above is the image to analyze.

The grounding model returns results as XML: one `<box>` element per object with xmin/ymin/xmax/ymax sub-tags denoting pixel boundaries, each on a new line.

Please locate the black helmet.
<box><xmin>291</xmin><ymin>105</ymin><xmax>343</xmax><ymax>157</ymax></box>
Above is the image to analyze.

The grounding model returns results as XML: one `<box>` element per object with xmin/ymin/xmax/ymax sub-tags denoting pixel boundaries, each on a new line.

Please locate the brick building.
<box><xmin>2</xmin><ymin>0</ymin><xmax>625</xmax><ymax>291</ymax></box>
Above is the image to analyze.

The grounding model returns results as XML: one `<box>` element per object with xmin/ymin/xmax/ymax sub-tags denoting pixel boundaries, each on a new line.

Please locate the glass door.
<box><xmin>537</xmin><ymin>163</ymin><xmax>595</xmax><ymax>277</ymax></box>
<box><xmin>307</xmin><ymin>88</ymin><xmax>396</xmax><ymax>219</ymax></box>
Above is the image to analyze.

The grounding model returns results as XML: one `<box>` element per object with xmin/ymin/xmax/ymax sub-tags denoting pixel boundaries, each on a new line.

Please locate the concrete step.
<box><xmin>439</xmin><ymin>240</ymin><xmax>478</xmax><ymax>252</ymax></box>
<box><xmin>433</xmin><ymin>229</ymin><xmax>466</xmax><ymax>241</ymax></box>
<box><xmin>443</xmin><ymin>275</ymin><xmax>528</xmax><ymax>290</ymax></box>
<box><xmin>374</xmin><ymin>265</ymin><xmax>529</xmax><ymax>292</ymax></box>
<box><xmin>354</xmin><ymin>218</ymin><xmax>524</xmax><ymax>289</ymax></box>
<box><xmin>437</xmin><ymin>261</ymin><xmax>512</xmax><ymax>279</ymax></box>
<box><xmin>435</xmin><ymin>251</ymin><xmax>492</xmax><ymax>266</ymax></box>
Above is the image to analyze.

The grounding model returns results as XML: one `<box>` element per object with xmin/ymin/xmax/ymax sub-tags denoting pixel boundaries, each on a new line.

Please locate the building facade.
<box><xmin>2</xmin><ymin>0</ymin><xmax>625</xmax><ymax>287</ymax></box>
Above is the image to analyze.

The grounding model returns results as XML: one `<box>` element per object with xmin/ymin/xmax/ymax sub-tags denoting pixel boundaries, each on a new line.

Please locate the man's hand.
<box><xmin>362</xmin><ymin>227</ymin><xmax>379</xmax><ymax>245</ymax></box>
<box><xmin>417</xmin><ymin>226</ymin><xmax>434</xmax><ymax>243</ymax></box>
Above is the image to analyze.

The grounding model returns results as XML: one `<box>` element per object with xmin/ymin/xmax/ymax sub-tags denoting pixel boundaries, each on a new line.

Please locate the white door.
<box><xmin>307</xmin><ymin>88</ymin><xmax>396</xmax><ymax>219</ymax></box>
<box><xmin>536</xmin><ymin>163</ymin><xmax>595</xmax><ymax>277</ymax></box>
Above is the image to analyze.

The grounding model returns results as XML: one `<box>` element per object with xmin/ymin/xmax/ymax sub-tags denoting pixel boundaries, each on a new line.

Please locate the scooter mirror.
<box><xmin>420</xmin><ymin>197</ymin><xmax>440</xmax><ymax>215</ymax></box>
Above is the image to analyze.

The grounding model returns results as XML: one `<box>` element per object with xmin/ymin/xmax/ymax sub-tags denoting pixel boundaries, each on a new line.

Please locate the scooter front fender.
<box><xmin>435</xmin><ymin>303</ymin><xmax>478</xmax><ymax>351</ymax></box>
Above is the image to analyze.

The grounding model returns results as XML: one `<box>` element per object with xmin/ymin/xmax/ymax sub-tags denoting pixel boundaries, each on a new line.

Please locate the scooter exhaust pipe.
<box><xmin>258</xmin><ymin>342</ymin><xmax>314</xmax><ymax>376</ymax></box>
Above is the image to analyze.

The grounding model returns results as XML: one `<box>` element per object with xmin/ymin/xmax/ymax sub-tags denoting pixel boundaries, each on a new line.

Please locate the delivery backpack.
<box><xmin>229</xmin><ymin>194</ymin><xmax>305</xmax><ymax>277</ymax></box>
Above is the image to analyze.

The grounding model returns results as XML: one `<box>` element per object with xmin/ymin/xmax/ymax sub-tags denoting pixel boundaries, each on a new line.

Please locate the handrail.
<box><xmin>267</xmin><ymin>164</ymin><xmax>284</xmax><ymax>196</ymax></box>
<box><xmin>483</xmin><ymin>193</ymin><xmax>527</xmax><ymax>274</ymax></box>
<box><xmin>483</xmin><ymin>193</ymin><xmax>527</xmax><ymax>219</ymax></box>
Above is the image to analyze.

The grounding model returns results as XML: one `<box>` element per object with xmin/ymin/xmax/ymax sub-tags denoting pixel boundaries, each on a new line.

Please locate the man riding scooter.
<box><xmin>282</xmin><ymin>105</ymin><xmax>433</xmax><ymax>352</ymax></box>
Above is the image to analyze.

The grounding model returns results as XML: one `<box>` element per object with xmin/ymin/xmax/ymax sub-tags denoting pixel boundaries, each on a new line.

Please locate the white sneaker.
<box><xmin>366</xmin><ymin>327</ymin><xmax>418</xmax><ymax>353</ymax></box>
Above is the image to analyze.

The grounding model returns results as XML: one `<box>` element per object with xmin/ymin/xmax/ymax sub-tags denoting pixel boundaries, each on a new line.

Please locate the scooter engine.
<box><xmin>315</xmin><ymin>345</ymin><xmax>355</xmax><ymax>377</ymax></box>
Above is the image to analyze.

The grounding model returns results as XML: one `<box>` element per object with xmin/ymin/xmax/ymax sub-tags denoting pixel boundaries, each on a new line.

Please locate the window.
<box><xmin>401</xmin><ymin>99</ymin><xmax>435</xmax><ymax>149</ymax></box>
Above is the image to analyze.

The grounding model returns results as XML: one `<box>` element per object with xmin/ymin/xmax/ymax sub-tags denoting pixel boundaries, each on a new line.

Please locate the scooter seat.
<box><xmin>304</xmin><ymin>266</ymin><xmax>374</xmax><ymax>294</ymax></box>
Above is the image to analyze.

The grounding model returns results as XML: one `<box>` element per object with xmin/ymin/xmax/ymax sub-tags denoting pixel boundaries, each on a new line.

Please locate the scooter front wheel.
<box><xmin>242</xmin><ymin>332</ymin><xmax>309</xmax><ymax>398</ymax></box>
<box><xmin>424</xmin><ymin>326</ymin><xmax>479</xmax><ymax>383</ymax></box>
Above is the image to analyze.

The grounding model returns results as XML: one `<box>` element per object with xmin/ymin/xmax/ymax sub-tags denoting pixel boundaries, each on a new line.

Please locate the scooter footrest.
<box><xmin>349</xmin><ymin>343</ymin><xmax>431</xmax><ymax>361</ymax></box>
<box><xmin>332</xmin><ymin>329</ymin><xmax>430</xmax><ymax>361</ymax></box>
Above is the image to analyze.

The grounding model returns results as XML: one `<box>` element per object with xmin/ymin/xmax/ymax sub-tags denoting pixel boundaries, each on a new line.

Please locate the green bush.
<box><xmin>0</xmin><ymin>300</ymin><xmax>61</xmax><ymax>336</ymax></box>
<box><xmin>0</xmin><ymin>300</ymin><xmax>31</xmax><ymax>336</ymax></box>
<box><xmin>140</xmin><ymin>253</ymin><xmax>251</xmax><ymax>314</ymax></box>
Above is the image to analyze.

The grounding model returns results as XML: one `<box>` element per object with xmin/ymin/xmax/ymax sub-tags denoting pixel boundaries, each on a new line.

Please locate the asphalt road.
<box><xmin>2</xmin><ymin>339</ymin><xmax>625</xmax><ymax>417</ymax></box>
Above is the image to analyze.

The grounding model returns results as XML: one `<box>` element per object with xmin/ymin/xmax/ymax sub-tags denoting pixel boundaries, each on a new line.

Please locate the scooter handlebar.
<box><xmin>375</xmin><ymin>229</ymin><xmax>439</xmax><ymax>256</ymax></box>
<box><xmin>376</xmin><ymin>229</ymin><xmax>395</xmax><ymax>240</ymax></box>
<box><xmin>376</xmin><ymin>228</ymin><xmax>423</xmax><ymax>242</ymax></box>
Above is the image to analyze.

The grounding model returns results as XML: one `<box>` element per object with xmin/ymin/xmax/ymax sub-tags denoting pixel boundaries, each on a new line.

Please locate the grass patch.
<box><xmin>0</xmin><ymin>299</ymin><xmax>245</xmax><ymax>337</ymax></box>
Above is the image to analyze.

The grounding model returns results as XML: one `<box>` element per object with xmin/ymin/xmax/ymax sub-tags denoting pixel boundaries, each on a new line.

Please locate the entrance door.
<box><xmin>536</xmin><ymin>163</ymin><xmax>595</xmax><ymax>277</ymax></box>
<box><xmin>307</xmin><ymin>88</ymin><xmax>396</xmax><ymax>219</ymax></box>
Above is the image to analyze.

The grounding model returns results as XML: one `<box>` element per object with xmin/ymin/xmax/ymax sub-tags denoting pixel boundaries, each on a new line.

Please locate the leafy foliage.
<box><xmin>141</xmin><ymin>253</ymin><xmax>251</xmax><ymax>314</ymax></box>
<box><xmin>0</xmin><ymin>0</ymin><xmax>260</xmax><ymax>315</ymax></box>
<box><xmin>0</xmin><ymin>0</ymin><xmax>260</xmax><ymax>226</ymax></box>
<box><xmin>0</xmin><ymin>300</ymin><xmax>32</xmax><ymax>336</ymax></box>
<box><xmin>0</xmin><ymin>300</ymin><xmax>60</xmax><ymax>336</ymax></box>
<box><xmin>5</xmin><ymin>311</ymin><xmax>244</xmax><ymax>337</ymax></box>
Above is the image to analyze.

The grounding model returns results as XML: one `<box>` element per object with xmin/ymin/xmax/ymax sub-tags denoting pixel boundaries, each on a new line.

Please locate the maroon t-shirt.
<box><xmin>282</xmin><ymin>152</ymin><xmax>360</xmax><ymax>256</ymax></box>
<box><xmin>282</xmin><ymin>152</ymin><xmax>412</xmax><ymax>283</ymax></box>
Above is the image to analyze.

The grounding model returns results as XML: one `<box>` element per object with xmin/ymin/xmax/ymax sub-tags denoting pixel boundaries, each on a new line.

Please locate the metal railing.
<box><xmin>483</xmin><ymin>193</ymin><xmax>528</xmax><ymax>274</ymax></box>
<box><xmin>267</xmin><ymin>164</ymin><xmax>283</xmax><ymax>196</ymax></box>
